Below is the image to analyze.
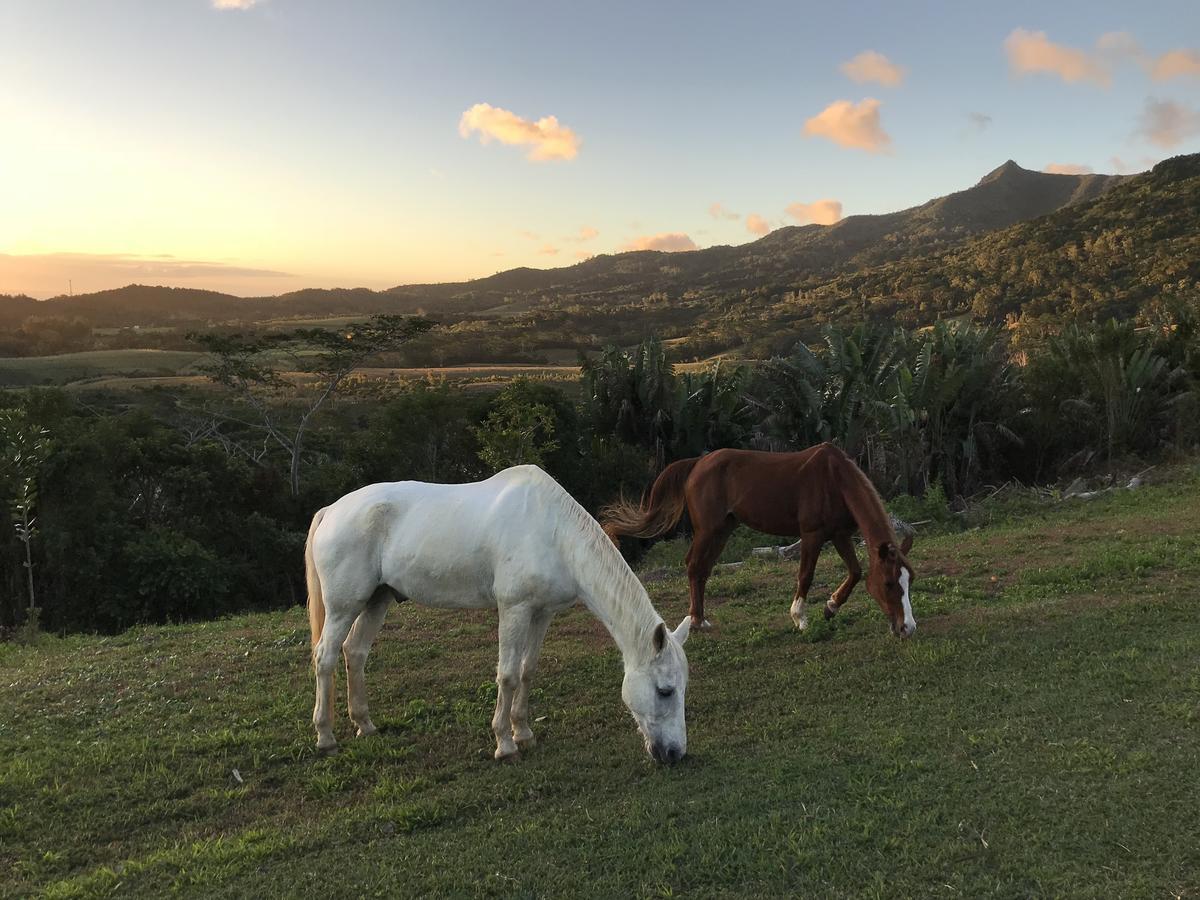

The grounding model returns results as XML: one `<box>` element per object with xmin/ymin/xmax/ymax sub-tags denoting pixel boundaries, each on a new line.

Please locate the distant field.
<box><xmin>2</xmin><ymin>470</ymin><xmax>1199</xmax><ymax>896</ymax></box>
<box><xmin>0</xmin><ymin>349</ymin><xmax>207</xmax><ymax>386</ymax></box>
<box><xmin>1</xmin><ymin>348</ymin><xmax>740</xmax><ymax>391</ymax></box>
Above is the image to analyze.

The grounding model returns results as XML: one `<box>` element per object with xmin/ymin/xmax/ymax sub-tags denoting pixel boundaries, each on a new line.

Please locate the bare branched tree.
<box><xmin>190</xmin><ymin>315</ymin><xmax>434</xmax><ymax>495</ymax></box>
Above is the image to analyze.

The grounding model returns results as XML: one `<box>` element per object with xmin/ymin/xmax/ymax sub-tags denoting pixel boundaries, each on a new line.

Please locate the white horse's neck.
<box><xmin>552</xmin><ymin>496</ymin><xmax>661</xmax><ymax>664</ymax></box>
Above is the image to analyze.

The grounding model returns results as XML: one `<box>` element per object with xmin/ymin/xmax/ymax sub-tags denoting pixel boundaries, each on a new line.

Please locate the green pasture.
<box><xmin>0</xmin><ymin>350</ymin><xmax>207</xmax><ymax>386</ymax></box>
<box><xmin>2</xmin><ymin>472</ymin><xmax>1198</xmax><ymax>897</ymax></box>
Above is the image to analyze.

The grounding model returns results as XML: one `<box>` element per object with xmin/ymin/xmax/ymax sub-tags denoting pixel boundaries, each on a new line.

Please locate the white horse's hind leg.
<box><xmin>343</xmin><ymin>598</ymin><xmax>390</xmax><ymax>738</ymax></box>
<box><xmin>313</xmin><ymin>606</ymin><xmax>360</xmax><ymax>753</ymax></box>
<box><xmin>492</xmin><ymin>605</ymin><xmax>532</xmax><ymax>761</ymax></box>
<box><xmin>511</xmin><ymin>609</ymin><xmax>553</xmax><ymax>748</ymax></box>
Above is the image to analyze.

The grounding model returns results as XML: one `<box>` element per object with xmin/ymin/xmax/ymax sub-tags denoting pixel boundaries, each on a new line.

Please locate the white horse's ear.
<box><xmin>652</xmin><ymin>621</ymin><xmax>667</xmax><ymax>654</ymax></box>
<box><xmin>672</xmin><ymin>617</ymin><xmax>691</xmax><ymax>646</ymax></box>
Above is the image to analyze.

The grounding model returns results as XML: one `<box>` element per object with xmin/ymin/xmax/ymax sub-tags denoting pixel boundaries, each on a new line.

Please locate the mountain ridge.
<box><xmin>0</xmin><ymin>159</ymin><xmax>1152</xmax><ymax>329</ymax></box>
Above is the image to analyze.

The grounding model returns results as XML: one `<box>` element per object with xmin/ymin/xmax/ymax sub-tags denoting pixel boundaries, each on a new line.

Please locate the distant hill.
<box><xmin>389</xmin><ymin>160</ymin><xmax>1129</xmax><ymax>310</ymax></box>
<box><xmin>816</xmin><ymin>153</ymin><xmax>1200</xmax><ymax>324</ymax></box>
<box><xmin>0</xmin><ymin>160</ymin><xmax>1132</xmax><ymax>329</ymax></box>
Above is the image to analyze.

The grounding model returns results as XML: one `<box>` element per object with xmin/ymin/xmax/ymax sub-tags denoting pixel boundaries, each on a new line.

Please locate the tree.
<box><xmin>474</xmin><ymin>382</ymin><xmax>560</xmax><ymax>470</ymax></box>
<box><xmin>0</xmin><ymin>409</ymin><xmax>50</xmax><ymax>623</ymax></box>
<box><xmin>191</xmin><ymin>315</ymin><xmax>434</xmax><ymax>496</ymax></box>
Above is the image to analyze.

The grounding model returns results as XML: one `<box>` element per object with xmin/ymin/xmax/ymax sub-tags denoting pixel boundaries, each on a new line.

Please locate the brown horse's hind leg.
<box><xmin>685</xmin><ymin>518</ymin><xmax>736</xmax><ymax>628</ymax></box>
<box><xmin>789</xmin><ymin>531</ymin><xmax>825</xmax><ymax>630</ymax></box>
<box><xmin>824</xmin><ymin>532</ymin><xmax>862</xmax><ymax>620</ymax></box>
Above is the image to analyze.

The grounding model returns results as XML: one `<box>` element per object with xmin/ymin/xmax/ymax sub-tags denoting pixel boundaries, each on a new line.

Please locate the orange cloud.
<box><xmin>803</xmin><ymin>99</ymin><xmax>890</xmax><ymax>153</ymax></box>
<box><xmin>458</xmin><ymin>103</ymin><xmax>581</xmax><ymax>161</ymax></box>
<box><xmin>571</xmin><ymin>226</ymin><xmax>599</xmax><ymax>242</ymax></box>
<box><xmin>1003</xmin><ymin>29</ymin><xmax>1110</xmax><ymax>86</ymax></box>
<box><xmin>709</xmin><ymin>202</ymin><xmax>740</xmax><ymax>221</ymax></box>
<box><xmin>1152</xmin><ymin>49</ymin><xmax>1200</xmax><ymax>80</ymax></box>
<box><xmin>785</xmin><ymin>199</ymin><xmax>843</xmax><ymax>225</ymax></box>
<box><xmin>537</xmin><ymin>244</ymin><xmax>560</xmax><ymax>256</ymax></box>
<box><xmin>1043</xmin><ymin>163</ymin><xmax>1093</xmax><ymax>175</ymax></box>
<box><xmin>745</xmin><ymin>214</ymin><xmax>771</xmax><ymax>236</ymax></box>
<box><xmin>1137</xmin><ymin>98</ymin><xmax>1200</xmax><ymax>148</ymax></box>
<box><xmin>620</xmin><ymin>233</ymin><xmax>698</xmax><ymax>253</ymax></box>
<box><xmin>840</xmin><ymin>51</ymin><xmax>907</xmax><ymax>87</ymax></box>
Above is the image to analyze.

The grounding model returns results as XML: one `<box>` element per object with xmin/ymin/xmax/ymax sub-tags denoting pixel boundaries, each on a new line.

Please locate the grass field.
<box><xmin>0</xmin><ymin>350</ymin><xmax>208</xmax><ymax>386</ymax></box>
<box><xmin>2</xmin><ymin>472</ymin><xmax>1199</xmax><ymax>897</ymax></box>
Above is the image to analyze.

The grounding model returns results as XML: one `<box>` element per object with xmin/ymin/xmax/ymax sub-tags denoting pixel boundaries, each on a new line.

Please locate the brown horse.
<box><xmin>601</xmin><ymin>444</ymin><xmax>916</xmax><ymax>637</ymax></box>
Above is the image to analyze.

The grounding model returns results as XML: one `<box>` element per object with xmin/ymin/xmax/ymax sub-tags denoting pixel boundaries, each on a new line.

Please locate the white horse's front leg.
<box><xmin>492</xmin><ymin>605</ymin><xmax>532</xmax><ymax>760</ymax></box>
<box><xmin>511</xmin><ymin>609</ymin><xmax>553</xmax><ymax>748</ymax></box>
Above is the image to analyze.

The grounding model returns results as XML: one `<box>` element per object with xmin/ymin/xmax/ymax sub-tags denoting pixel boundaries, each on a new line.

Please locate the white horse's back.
<box><xmin>311</xmin><ymin>465</ymin><xmax>578</xmax><ymax>612</ymax></box>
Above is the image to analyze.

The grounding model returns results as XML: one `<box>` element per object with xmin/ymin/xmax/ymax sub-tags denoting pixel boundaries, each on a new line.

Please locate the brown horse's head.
<box><xmin>866</xmin><ymin>534</ymin><xmax>916</xmax><ymax>638</ymax></box>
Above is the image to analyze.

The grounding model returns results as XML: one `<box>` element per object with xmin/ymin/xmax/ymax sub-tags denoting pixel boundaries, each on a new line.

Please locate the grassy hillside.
<box><xmin>2</xmin><ymin>471</ymin><xmax>1199</xmax><ymax>897</ymax></box>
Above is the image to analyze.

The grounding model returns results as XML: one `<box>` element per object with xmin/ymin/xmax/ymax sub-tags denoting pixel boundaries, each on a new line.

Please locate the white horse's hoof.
<box><xmin>355</xmin><ymin>723</ymin><xmax>377</xmax><ymax>738</ymax></box>
<box><xmin>792</xmin><ymin>617</ymin><xmax>809</xmax><ymax>631</ymax></box>
<box><xmin>316</xmin><ymin>741</ymin><xmax>339</xmax><ymax>756</ymax></box>
<box><xmin>494</xmin><ymin>746</ymin><xmax>520</xmax><ymax>762</ymax></box>
<box><xmin>516</xmin><ymin>734</ymin><xmax>537</xmax><ymax>750</ymax></box>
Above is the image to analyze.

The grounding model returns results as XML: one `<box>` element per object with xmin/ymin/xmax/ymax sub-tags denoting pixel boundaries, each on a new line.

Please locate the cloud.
<box><xmin>1003</xmin><ymin>29</ymin><xmax>1110</xmax><ymax>86</ymax></box>
<box><xmin>803</xmin><ymin>99</ymin><xmax>890</xmax><ymax>152</ymax></box>
<box><xmin>458</xmin><ymin>103</ymin><xmax>580</xmax><ymax>161</ymax></box>
<box><xmin>620</xmin><ymin>233</ymin><xmax>698</xmax><ymax>253</ymax></box>
<box><xmin>571</xmin><ymin>226</ymin><xmax>599</xmax><ymax>242</ymax></box>
<box><xmin>966</xmin><ymin>112</ymin><xmax>993</xmax><ymax>132</ymax></box>
<box><xmin>1151</xmin><ymin>49</ymin><xmax>1200</xmax><ymax>81</ymax></box>
<box><xmin>839</xmin><ymin>51</ymin><xmax>907</xmax><ymax>87</ymax></box>
<box><xmin>212</xmin><ymin>0</ymin><xmax>263</xmax><ymax>9</ymax></box>
<box><xmin>1043</xmin><ymin>163</ymin><xmax>1094</xmax><ymax>175</ymax></box>
<box><xmin>1136</xmin><ymin>97</ymin><xmax>1200</xmax><ymax>148</ymax></box>
<box><xmin>537</xmin><ymin>244</ymin><xmax>560</xmax><ymax>256</ymax></box>
<box><xmin>745</xmin><ymin>214</ymin><xmax>771</xmax><ymax>236</ymax></box>
<box><xmin>785</xmin><ymin>199</ymin><xmax>843</xmax><ymax>225</ymax></box>
<box><xmin>517</xmin><ymin>230</ymin><xmax>540</xmax><ymax>241</ymax></box>
<box><xmin>708</xmin><ymin>202</ymin><xmax>740</xmax><ymax>221</ymax></box>
<box><xmin>1109</xmin><ymin>155</ymin><xmax>1157</xmax><ymax>174</ymax></box>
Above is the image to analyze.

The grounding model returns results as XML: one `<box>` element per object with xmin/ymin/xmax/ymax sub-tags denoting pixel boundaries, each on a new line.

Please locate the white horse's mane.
<box><xmin>536</xmin><ymin>470</ymin><xmax>663</xmax><ymax>653</ymax></box>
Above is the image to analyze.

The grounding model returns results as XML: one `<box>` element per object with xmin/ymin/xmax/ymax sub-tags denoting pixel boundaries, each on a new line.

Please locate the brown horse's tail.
<box><xmin>305</xmin><ymin>507</ymin><xmax>328</xmax><ymax>658</ymax></box>
<box><xmin>601</xmin><ymin>457</ymin><xmax>699</xmax><ymax>545</ymax></box>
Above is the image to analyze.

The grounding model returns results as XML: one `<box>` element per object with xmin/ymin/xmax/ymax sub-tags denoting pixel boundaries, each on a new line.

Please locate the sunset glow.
<box><xmin>1</xmin><ymin>1</ymin><xmax>1196</xmax><ymax>298</ymax></box>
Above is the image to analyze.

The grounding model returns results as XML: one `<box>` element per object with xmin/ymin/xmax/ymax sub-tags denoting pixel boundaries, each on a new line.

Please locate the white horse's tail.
<box><xmin>305</xmin><ymin>507</ymin><xmax>328</xmax><ymax>659</ymax></box>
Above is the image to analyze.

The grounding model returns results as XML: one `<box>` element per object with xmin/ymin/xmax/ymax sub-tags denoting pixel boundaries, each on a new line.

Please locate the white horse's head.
<box><xmin>622</xmin><ymin>617</ymin><xmax>690</xmax><ymax>764</ymax></box>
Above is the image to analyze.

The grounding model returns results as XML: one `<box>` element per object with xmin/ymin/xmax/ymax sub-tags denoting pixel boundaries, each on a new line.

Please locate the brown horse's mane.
<box><xmin>823</xmin><ymin>445</ymin><xmax>899</xmax><ymax>550</ymax></box>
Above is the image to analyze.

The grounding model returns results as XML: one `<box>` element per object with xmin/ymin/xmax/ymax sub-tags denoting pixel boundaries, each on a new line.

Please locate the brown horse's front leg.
<box><xmin>824</xmin><ymin>532</ymin><xmax>862</xmax><ymax>620</ymax></box>
<box><xmin>789</xmin><ymin>532</ymin><xmax>824</xmax><ymax>630</ymax></box>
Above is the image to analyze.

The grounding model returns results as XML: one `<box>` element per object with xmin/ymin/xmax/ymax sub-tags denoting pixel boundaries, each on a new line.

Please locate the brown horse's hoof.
<box><xmin>690</xmin><ymin>618</ymin><xmax>713</xmax><ymax>630</ymax></box>
<box><xmin>823</xmin><ymin>605</ymin><xmax>836</xmax><ymax>621</ymax></box>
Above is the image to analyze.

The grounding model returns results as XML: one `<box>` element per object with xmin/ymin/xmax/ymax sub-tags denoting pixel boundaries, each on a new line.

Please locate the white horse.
<box><xmin>305</xmin><ymin>465</ymin><xmax>691</xmax><ymax>763</ymax></box>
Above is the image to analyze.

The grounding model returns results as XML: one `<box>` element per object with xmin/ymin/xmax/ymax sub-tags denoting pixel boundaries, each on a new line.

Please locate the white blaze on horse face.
<box><xmin>900</xmin><ymin>568</ymin><xmax>916</xmax><ymax>636</ymax></box>
<box><xmin>622</xmin><ymin>631</ymin><xmax>688</xmax><ymax>763</ymax></box>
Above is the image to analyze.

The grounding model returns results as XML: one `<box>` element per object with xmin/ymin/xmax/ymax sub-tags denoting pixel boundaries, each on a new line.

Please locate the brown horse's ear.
<box><xmin>653</xmin><ymin>621</ymin><xmax>667</xmax><ymax>654</ymax></box>
<box><xmin>900</xmin><ymin>533</ymin><xmax>914</xmax><ymax>554</ymax></box>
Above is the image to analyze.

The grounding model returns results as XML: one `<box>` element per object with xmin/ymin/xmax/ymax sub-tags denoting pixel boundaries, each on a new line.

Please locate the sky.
<box><xmin>1</xmin><ymin>0</ymin><xmax>1198</xmax><ymax>298</ymax></box>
